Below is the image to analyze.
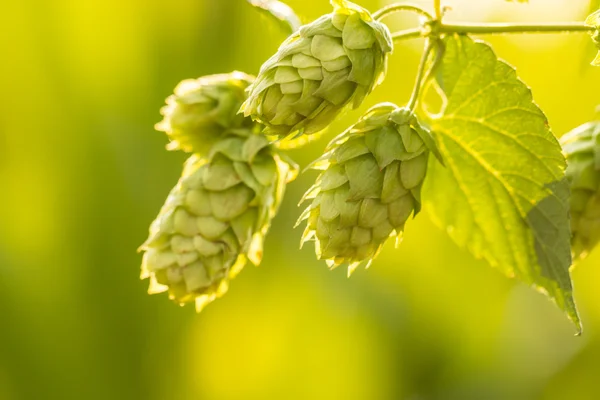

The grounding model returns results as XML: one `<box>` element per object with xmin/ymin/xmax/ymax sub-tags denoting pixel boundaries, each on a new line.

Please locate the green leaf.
<box><xmin>247</xmin><ymin>0</ymin><xmax>302</xmax><ymax>35</ymax></box>
<box><xmin>424</xmin><ymin>35</ymin><xmax>581</xmax><ymax>333</ymax></box>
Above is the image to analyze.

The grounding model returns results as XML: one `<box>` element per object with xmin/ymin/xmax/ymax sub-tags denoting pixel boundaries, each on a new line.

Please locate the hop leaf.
<box><xmin>156</xmin><ymin>71</ymin><xmax>255</xmax><ymax>154</ymax></box>
<box><xmin>561</xmin><ymin>121</ymin><xmax>600</xmax><ymax>260</ymax></box>
<box><xmin>585</xmin><ymin>9</ymin><xmax>600</xmax><ymax>66</ymax></box>
<box><xmin>298</xmin><ymin>104</ymin><xmax>433</xmax><ymax>276</ymax></box>
<box><xmin>425</xmin><ymin>35</ymin><xmax>580</xmax><ymax>331</ymax></box>
<box><xmin>241</xmin><ymin>0</ymin><xmax>393</xmax><ymax>141</ymax></box>
<box><xmin>140</xmin><ymin>132</ymin><xmax>297</xmax><ymax>311</ymax></box>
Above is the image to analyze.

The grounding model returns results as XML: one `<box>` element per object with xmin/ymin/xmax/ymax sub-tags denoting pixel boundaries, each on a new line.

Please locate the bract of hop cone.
<box><xmin>140</xmin><ymin>131</ymin><xmax>297</xmax><ymax>311</ymax></box>
<box><xmin>297</xmin><ymin>103</ymin><xmax>439</xmax><ymax>276</ymax></box>
<box><xmin>241</xmin><ymin>0</ymin><xmax>393</xmax><ymax>141</ymax></box>
<box><xmin>561</xmin><ymin>121</ymin><xmax>600</xmax><ymax>261</ymax></box>
<box><xmin>156</xmin><ymin>71</ymin><xmax>255</xmax><ymax>154</ymax></box>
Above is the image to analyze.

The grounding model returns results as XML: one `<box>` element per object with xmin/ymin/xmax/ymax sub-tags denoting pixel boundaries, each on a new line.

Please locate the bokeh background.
<box><xmin>1</xmin><ymin>0</ymin><xmax>599</xmax><ymax>399</ymax></box>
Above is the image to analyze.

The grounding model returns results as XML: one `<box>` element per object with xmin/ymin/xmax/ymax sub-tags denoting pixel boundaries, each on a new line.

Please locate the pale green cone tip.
<box><xmin>241</xmin><ymin>0</ymin><xmax>393</xmax><ymax>141</ymax></box>
<box><xmin>586</xmin><ymin>10</ymin><xmax>600</xmax><ymax>27</ymax></box>
<box><xmin>586</xmin><ymin>10</ymin><xmax>600</xmax><ymax>66</ymax></box>
<box><xmin>140</xmin><ymin>131</ymin><xmax>298</xmax><ymax>311</ymax></box>
<box><xmin>561</xmin><ymin>121</ymin><xmax>600</xmax><ymax>261</ymax></box>
<box><xmin>297</xmin><ymin>103</ymin><xmax>435</xmax><ymax>276</ymax></box>
<box><xmin>156</xmin><ymin>71</ymin><xmax>255</xmax><ymax>154</ymax></box>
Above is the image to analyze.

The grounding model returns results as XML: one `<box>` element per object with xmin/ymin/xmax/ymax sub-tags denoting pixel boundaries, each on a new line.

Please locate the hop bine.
<box><xmin>156</xmin><ymin>71</ymin><xmax>254</xmax><ymax>154</ymax></box>
<box><xmin>241</xmin><ymin>0</ymin><xmax>393</xmax><ymax>141</ymax></box>
<box><xmin>297</xmin><ymin>104</ymin><xmax>440</xmax><ymax>276</ymax></box>
<box><xmin>561</xmin><ymin>121</ymin><xmax>600</xmax><ymax>261</ymax></box>
<box><xmin>140</xmin><ymin>131</ymin><xmax>297</xmax><ymax>311</ymax></box>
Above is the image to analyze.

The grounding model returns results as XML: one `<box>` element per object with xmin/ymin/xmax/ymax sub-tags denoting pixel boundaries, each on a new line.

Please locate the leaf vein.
<box><xmin>446</xmin><ymin>80</ymin><xmax>521</xmax><ymax>116</ymax></box>
<box><xmin>443</xmin><ymin>115</ymin><xmax>558</xmax><ymax>178</ymax></box>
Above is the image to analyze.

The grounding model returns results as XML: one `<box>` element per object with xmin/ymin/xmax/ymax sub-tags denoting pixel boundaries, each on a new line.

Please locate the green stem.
<box><xmin>373</xmin><ymin>4</ymin><xmax>433</xmax><ymax>21</ymax></box>
<box><xmin>440</xmin><ymin>22</ymin><xmax>594</xmax><ymax>35</ymax></box>
<box><xmin>407</xmin><ymin>38</ymin><xmax>434</xmax><ymax>111</ymax></box>
<box><xmin>434</xmin><ymin>0</ymin><xmax>442</xmax><ymax>21</ymax></box>
<box><xmin>390</xmin><ymin>21</ymin><xmax>594</xmax><ymax>43</ymax></box>
<box><xmin>391</xmin><ymin>27</ymin><xmax>424</xmax><ymax>41</ymax></box>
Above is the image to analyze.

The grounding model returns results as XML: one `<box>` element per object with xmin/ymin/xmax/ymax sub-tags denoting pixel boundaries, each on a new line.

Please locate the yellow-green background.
<box><xmin>1</xmin><ymin>0</ymin><xmax>599</xmax><ymax>399</ymax></box>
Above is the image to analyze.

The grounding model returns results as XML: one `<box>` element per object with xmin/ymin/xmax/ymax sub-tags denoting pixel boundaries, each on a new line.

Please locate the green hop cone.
<box><xmin>241</xmin><ymin>0</ymin><xmax>393</xmax><ymax>140</ymax></box>
<box><xmin>140</xmin><ymin>132</ymin><xmax>297</xmax><ymax>311</ymax></box>
<box><xmin>586</xmin><ymin>10</ymin><xmax>600</xmax><ymax>66</ymax></box>
<box><xmin>297</xmin><ymin>104</ymin><xmax>436</xmax><ymax>275</ymax></box>
<box><xmin>561</xmin><ymin>121</ymin><xmax>600</xmax><ymax>260</ymax></box>
<box><xmin>156</xmin><ymin>71</ymin><xmax>255</xmax><ymax>154</ymax></box>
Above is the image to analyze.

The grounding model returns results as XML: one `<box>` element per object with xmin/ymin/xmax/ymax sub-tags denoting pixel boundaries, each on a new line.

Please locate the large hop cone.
<box><xmin>140</xmin><ymin>132</ymin><xmax>297</xmax><ymax>311</ymax></box>
<box><xmin>156</xmin><ymin>71</ymin><xmax>255</xmax><ymax>154</ymax></box>
<box><xmin>561</xmin><ymin>121</ymin><xmax>600</xmax><ymax>260</ymax></box>
<box><xmin>298</xmin><ymin>104</ymin><xmax>435</xmax><ymax>275</ymax></box>
<box><xmin>241</xmin><ymin>0</ymin><xmax>393</xmax><ymax>140</ymax></box>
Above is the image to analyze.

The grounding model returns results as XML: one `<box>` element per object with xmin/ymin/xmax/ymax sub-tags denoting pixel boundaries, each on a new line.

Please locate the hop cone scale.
<box><xmin>298</xmin><ymin>104</ymin><xmax>434</xmax><ymax>275</ymax></box>
<box><xmin>140</xmin><ymin>132</ymin><xmax>297</xmax><ymax>311</ymax></box>
<box><xmin>156</xmin><ymin>71</ymin><xmax>254</xmax><ymax>154</ymax></box>
<box><xmin>242</xmin><ymin>0</ymin><xmax>393</xmax><ymax>140</ymax></box>
<box><xmin>561</xmin><ymin>121</ymin><xmax>600</xmax><ymax>260</ymax></box>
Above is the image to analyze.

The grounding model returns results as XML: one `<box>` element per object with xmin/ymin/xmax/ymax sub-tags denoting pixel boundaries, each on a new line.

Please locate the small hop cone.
<box><xmin>242</xmin><ymin>0</ymin><xmax>393</xmax><ymax>140</ymax></box>
<box><xmin>298</xmin><ymin>104</ymin><xmax>434</xmax><ymax>275</ymax></box>
<box><xmin>561</xmin><ymin>121</ymin><xmax>600</xmax><ymax>260</ymax></box>
<box><xmin>586</xmin><ymin>10</ymin><xmax>600</xmax><ymax>66</ymax></box>
<box><xmin>140</xmin><ymin>132</ymin><xmax>297</xmax><ymax>311</ymax></box>
<box><xmin>156</xmin><ymin>71</ymin><xmax>255</xmax><ymax>154</ymax></box>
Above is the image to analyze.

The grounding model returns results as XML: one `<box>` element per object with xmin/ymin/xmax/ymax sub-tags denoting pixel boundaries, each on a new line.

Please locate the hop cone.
<box><xmin>561</xmin><ymin>121</ymin><xmax>600</xmax><ymax>260</ymax></box>
<box><xmin>298</xmin><ymin>104</ymin><xmax>434</xmax><ymax>275</ymax></box>
<box><xmin>586</xmin><ymin>10</ymin><xmax>600</xmax><ymax>66</ymax></box>
<box><xmin>242</xmin><ymin>0</ymin><xmax>393</xmax><ymax>140</ymax></box>
<box><xmin>140</xmin><ymin>132</ymin><xmax>297</xmax><ymax>311</ymax></box>
<box><xmin>156</xmin><ymin>71</ymin><xmax>254</xmax><ymax>154</ymax></box>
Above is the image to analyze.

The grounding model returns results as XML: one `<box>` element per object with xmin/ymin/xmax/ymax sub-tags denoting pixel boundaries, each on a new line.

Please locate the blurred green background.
<box><xmin>1</xmin><ymin>0</ymin><xmax>599</xmax><ymax>399</ymax></box>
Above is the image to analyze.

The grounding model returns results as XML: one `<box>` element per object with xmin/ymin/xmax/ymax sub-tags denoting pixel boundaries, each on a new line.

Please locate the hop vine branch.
<box><xmin>375</xmin><ymin>2</ymin><xmax>595</xmax><ymax>44</ymax></box>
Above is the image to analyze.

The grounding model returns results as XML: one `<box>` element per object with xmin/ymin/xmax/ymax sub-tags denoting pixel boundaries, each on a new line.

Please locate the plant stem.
<box><xmin>390</xmin><ymin>22</ymin><xmax>594</xmax><ymax>43</ymax></box>
<box><xmin>434</xmin><ymin>0</ymin><xmax>442</xmax><ymax>21</ymax></box>
<box><xmin>392</xmin><ymin>27</ymin><xmax>424</xmax><ymax>41</ymax></box>
<box><xmin>407</xmin><ymin>38</ymin><xmax>434</xmax><ymax>111</ymax></box>
<box><xmin>440</xmin><ymin>22</ymin><xmax>594</xmax><ymax>35</ymax></box>
<box><xmin>373</xmin><ymin>4</ymin><xmax>433</xmax><ymax>21</ymax></box>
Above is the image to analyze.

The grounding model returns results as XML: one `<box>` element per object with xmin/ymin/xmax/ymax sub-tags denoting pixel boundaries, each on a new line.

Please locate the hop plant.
<box><xmin>140</xmin><ymin>131</ymin><xmax>297</xmax><ymax>311</ymax></box>
<box><xmin>137</xmin><ymin>0</ymin><xmax>600</xmax><ymax>334</ymax></box>
<box><xmin>297</xmin><ymin>104</ymin><xmax>437</xmax><ymax>275</ymax></box>
<box><xmin>241</xmin><ymin>0</ymin><xmax>393</xmax><ymax>140</ymax></box>
<box><xmin>561</xmin><ymin>121</ymin><xmax>600</xmax><ymax>260</ymax></box>
<box><xmin>156</xmin><ymin>71</ymin><xmax>255</xmax><ymax>154</ymax></box>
